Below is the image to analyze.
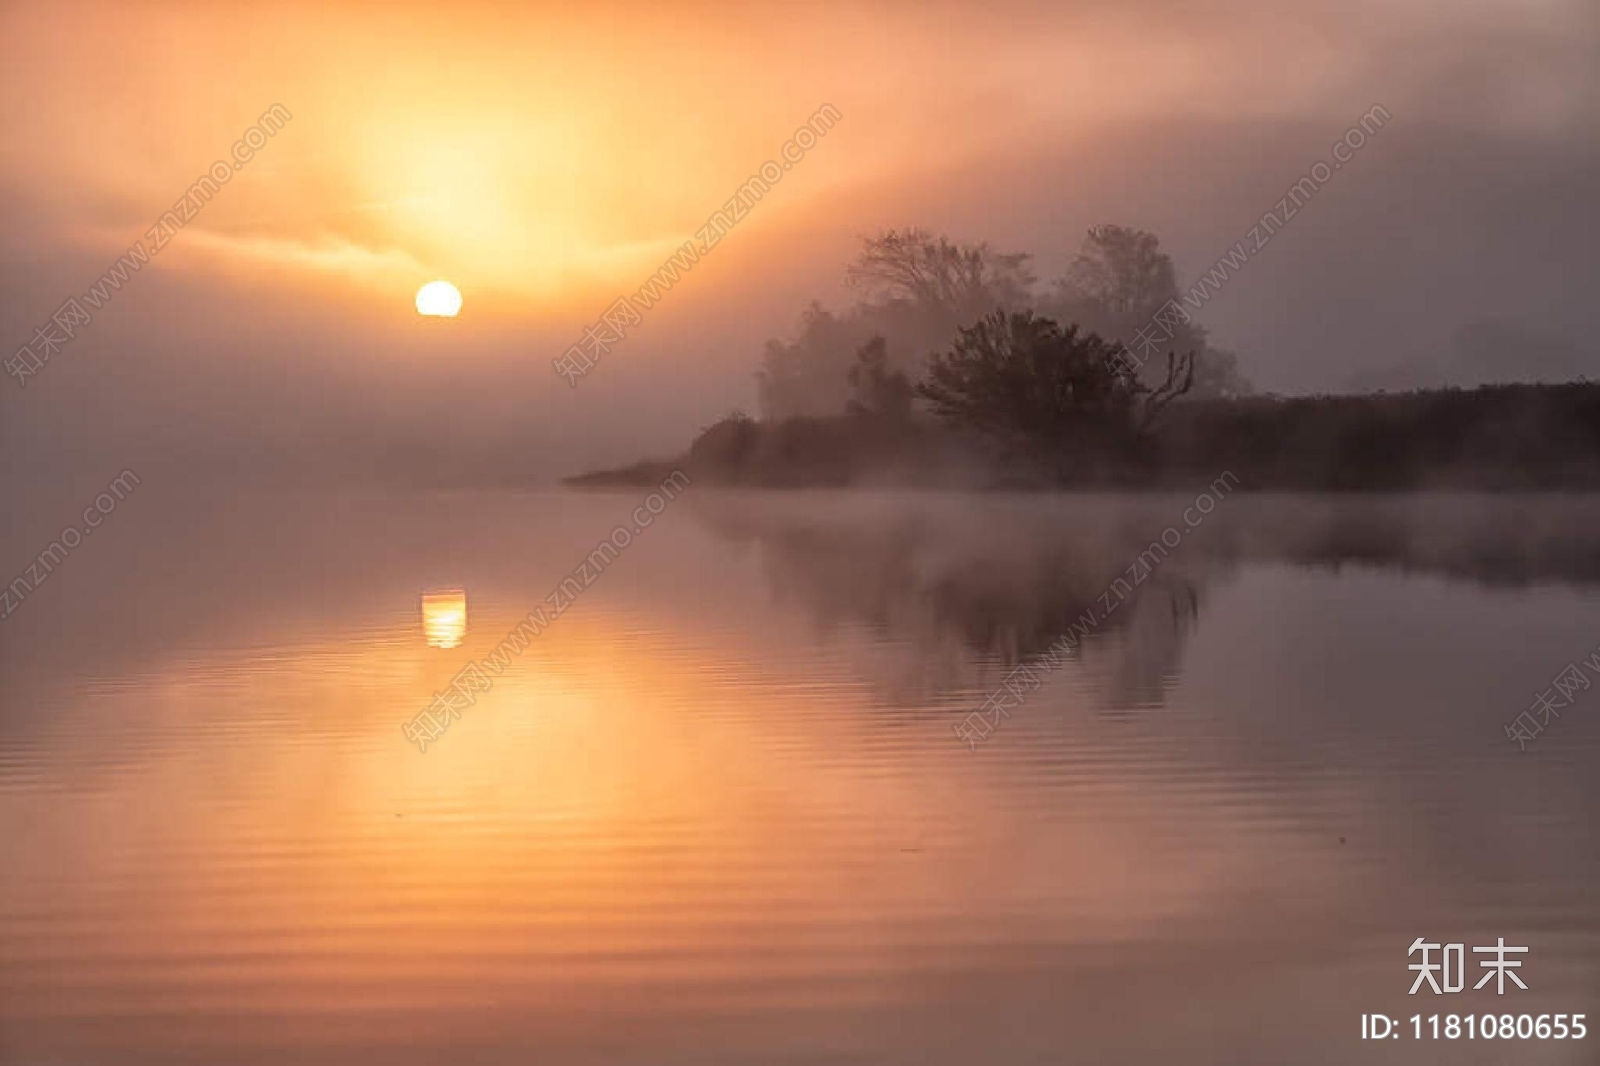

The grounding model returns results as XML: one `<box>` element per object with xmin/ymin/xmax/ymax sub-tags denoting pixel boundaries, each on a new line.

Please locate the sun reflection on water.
<box><xmin>421</xmin><ymin>588</ymin><xmax>468</xmax><ymax>649</ymax></box>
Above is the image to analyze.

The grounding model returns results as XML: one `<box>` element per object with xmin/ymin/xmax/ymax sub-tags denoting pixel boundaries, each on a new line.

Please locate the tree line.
<box><xmin>755</xmin><ymin>226</ymin><xmax>1252</xmax><ymax>451</ymax></box>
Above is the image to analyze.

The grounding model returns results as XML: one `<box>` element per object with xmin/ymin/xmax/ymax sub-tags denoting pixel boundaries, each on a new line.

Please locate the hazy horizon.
<box><xmin>4</xmin><ymin>0</ymin><xmax>1599</xmax><ymax>491</ymax></box>
<box><xmin>6</xmin><ymin>8</ymin><xmax>1600</xmax><ymax>1062</ymax></box>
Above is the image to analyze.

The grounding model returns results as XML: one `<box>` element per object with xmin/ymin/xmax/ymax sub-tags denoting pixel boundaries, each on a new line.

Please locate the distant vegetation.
<box><xmin>569</xmin><ymin>227</ymin><xmax>1600</xmax><ymax>491</ymax></box>
<box><xmin>570</xmin><ymin>381</ymin><xmax>1600</xmax><ymax>490</ymax></box>
<box><xmin>918</xmin><ymin>311</ymin><xmax>1194</xmax><ymax>466</ymax></box>
<box><xmin>756</xmin><ymin>225</ymin><xmax>1250</xmax><ymax>421</ymax></box>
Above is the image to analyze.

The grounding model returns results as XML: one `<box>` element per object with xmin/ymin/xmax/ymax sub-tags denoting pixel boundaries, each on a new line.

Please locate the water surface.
<box><xmin>3</xmin><ymin>489</ymin><xmax>1598</xmax><ymax>1064</ymax></box>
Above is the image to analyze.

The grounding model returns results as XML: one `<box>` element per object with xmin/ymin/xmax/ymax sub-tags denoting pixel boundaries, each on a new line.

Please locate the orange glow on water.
<box><xmin>421</xmin><ymin>588</ymin><xmax>468</xmax><ymax>648</ymax></box>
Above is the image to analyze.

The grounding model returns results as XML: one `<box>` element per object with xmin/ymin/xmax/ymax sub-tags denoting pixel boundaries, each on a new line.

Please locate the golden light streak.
<box><xmin>421</xmin><ymin>588</ymin><xmax>468</xmax><ymax>647</ymax></box>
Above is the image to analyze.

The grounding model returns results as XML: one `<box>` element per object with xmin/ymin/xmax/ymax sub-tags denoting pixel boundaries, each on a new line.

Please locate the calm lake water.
<box><xmin>3</xmin><ymin>488</ymin><xmax>1598</xmax><ymax>1064</ymax></box>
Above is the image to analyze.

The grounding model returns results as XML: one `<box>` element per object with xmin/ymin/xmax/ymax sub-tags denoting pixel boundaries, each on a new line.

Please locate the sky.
<box><xmin>2</xmin><ymin>0</ymin><xmax>1598</xmax><ymax>488</ymax></box>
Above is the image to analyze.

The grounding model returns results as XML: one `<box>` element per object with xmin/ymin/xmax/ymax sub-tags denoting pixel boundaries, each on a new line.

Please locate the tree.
<box><xmin>1047</xmin><ymin>225</ymin><xmax>1252</xmax><ymax>399</ymax></box>
<box><xmin>846</xmin><ymin>337</ymin><xmax>914</xmax><ymax>422</ymax></box>
<box><xmin>756</xmin><ymin>231</ymin><xmax>1034</xmax><ymax>419</ymax></box>
<box><xmin>917</xmin><ymin>310</ymin><xmax>1193</xmax><ymax>456</ymax></box>
<box><xmin>1059</xmin><ymin>224</ymin><xmax>1177</xmax><ymax>317</ymax></box>
<box><xmin>688</xmin><ymin>411</ymin><xmax>759</xmax><ymax>471</ymax></box>
<box><xmin>755</xmin><ymin>225</ymin><xmax>1247</xmax><ymax>422</ymax></box>
<box><xmin>755</xmin><ymin>302</ymin><xmax>863</xmax><ymax>420</ymax></box>
<box><xmin>846</xmin><ymin>228</ymin><xmax>1035</xmax><ymax>325</ymax></box>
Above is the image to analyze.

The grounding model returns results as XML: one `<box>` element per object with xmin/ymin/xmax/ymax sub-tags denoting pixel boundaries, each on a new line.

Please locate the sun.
<box><xmin>415</xmin><ymin>280</ymin><xmax>462</xmax><ymax>317</ymax></box>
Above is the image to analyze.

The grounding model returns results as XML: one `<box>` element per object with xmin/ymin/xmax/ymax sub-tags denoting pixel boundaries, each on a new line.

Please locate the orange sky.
<box><xmin>13</xmin><ymin>0</ymin><xmax>1582</xmax><ymax>315</ymax></box>
<box><xmin>2</xmin><ymin>0</ymin><xmax>1597</xmax><ymax>480</ymax></box>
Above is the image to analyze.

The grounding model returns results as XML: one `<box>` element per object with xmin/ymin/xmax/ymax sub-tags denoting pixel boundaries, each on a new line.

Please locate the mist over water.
<box><xmin>3</xmin><ymin>488</ymin><xmax>1597</xmax><ymax>1064</ymax></box>
<box><xmin>5</xmin><ymin>3</ymin><xmax>1600</xmax><ymax>1059</ymax></box>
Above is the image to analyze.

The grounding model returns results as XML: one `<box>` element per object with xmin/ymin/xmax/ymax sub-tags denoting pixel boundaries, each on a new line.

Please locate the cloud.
<box><xmin>2</xmin><ymin>0</ymin><xmax>1598</xmax><ymax>483</ymax></box>
<box><xmin>172</xmin><ymin>229</ymin><xmax>430</xmax><ymax>286</ymax></box>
